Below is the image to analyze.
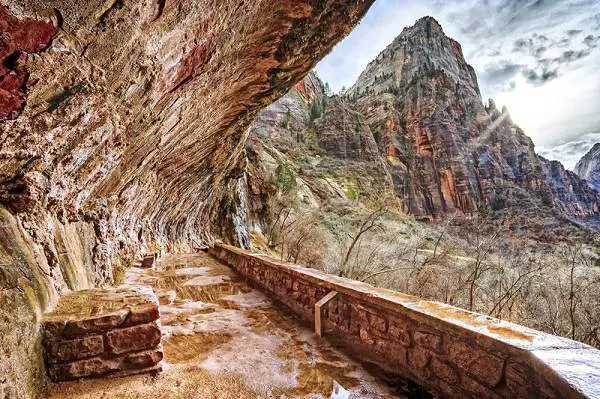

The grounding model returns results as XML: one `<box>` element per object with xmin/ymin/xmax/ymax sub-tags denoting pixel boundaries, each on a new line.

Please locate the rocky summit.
<box><xmin>247</xmin><ymin>16</ymin><xmax>600</xmax><ymax>225</ymax></box>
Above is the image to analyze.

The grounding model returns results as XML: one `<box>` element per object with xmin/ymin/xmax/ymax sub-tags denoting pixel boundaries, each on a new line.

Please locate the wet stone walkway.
<box><xmin>46</xmin><ymin>252</ymin><xmax>406</xmax><ymax>398</ymax></box>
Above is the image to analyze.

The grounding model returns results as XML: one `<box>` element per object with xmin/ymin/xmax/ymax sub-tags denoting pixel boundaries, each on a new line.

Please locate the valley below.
<box><xmin>239</xmin><ymin>17</ymin><xmax>600</xmax><ymax>351</ymax></box>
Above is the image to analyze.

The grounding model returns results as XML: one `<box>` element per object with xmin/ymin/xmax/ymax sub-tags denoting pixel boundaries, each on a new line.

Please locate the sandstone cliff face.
<box><xmin>249</xmin><ymin>71</ymin><xmax>325</xmax><ymax>151</ymax></box>
<box><xmin>346</xmin><ymin>17</ymin><xmax>562</xmax><ymax>219</ymax></box>
<box><xmin>247</xmin><ymin>16</ymin><xmax>600</xmax><ymax>227</ymax></box>
<box><xmin>314</xmin><ymin>97</ymin><xmax>379</xmax><ymax>162</ymax></box>
<box><xmin>541</xmin><ymin>156</ymin><xmax>600</xmax><ymax>218</ymax></box>
<box><xmin>347</xmin><ymin>17</ymin><xmax>599</xmax><ymax>220</ymax></box>
<box><xmin>576</xmin><ymin>143</ymin><xmax>600</xmax><ymax>191</ymax></box>
<box><xmin>0</xmin><ymin>1</ymin><xmax>374</xmax><ymax>396</ymax></box>
<box><xmin>250</xmin><ymin>73</ymin><xmax>378</xmax><ymax>162</ymax></box>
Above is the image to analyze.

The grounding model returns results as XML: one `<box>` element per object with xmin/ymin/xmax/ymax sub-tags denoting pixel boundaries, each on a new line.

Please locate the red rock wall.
<box><xmin>0</xmin><ymin>1</ymin><xmax>375</xmax><ymax>396</ymax></box>
<box><xmin>0</xmin><ymin>5</ymin><xmax>57</xmax><ymax>120</ymax></box>
<box><xmin>211</xmin><ymin>243</ymin><xmax>600</xmax><ymax>399</ymax></box>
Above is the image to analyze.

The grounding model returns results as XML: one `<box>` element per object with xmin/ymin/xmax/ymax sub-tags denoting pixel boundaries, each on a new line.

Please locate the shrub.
<box><xmin>273</xmin><ymin>163</ymin><xmax>296</xmax><ymax>193</ymax></box>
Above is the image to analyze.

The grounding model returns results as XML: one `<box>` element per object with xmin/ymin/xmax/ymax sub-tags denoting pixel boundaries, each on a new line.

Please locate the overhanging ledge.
<box><xmin>210</xmin><ymin>243</ymin><xmax>600</xmax><ymax>399</ymax></box>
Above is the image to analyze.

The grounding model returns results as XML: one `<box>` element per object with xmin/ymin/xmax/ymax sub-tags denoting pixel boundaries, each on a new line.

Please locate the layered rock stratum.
<box><xmin>0</xmin><ymin>1</ymin><xmax>374</xmax><ymax>396</ymax></box>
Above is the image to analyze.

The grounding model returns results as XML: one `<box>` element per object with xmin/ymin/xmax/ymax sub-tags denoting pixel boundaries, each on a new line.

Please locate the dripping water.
<box><xmin>233</xmin><ymin>174</ymin><xmax>250</xmax><ymax>249</ymax></box>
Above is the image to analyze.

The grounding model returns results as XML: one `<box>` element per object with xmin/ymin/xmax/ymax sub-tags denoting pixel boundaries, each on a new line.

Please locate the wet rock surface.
<box><xmin>42</xmin><ymin>287</ymin><xmax>162</xmax><ymax>381</ymax></box>
<box><xmin>46</xmin><ymin>252</ymin><xmax>406</xmax><ymax>398</ymax></box>
<box><xmin>212</xmin><ymin>243</ymin><xmax>600</xmax><ymax>399</ymax></box>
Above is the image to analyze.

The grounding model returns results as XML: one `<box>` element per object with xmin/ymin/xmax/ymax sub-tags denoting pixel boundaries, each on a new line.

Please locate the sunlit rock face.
<box><xmin>576</xmin><ymin>143</ymin><xmax>600</xmax><ymax>191</ymax></box>
<box><xmin>345</xmin><ymin>16</ymin><xmax>599</xmax><ymax>220</ymax></box>
<box><xmin>0</xmin><ymin>1</ymin><xmax>374</xmax><ymax>396</ymax></box>
<box><xmin>246</xmin><ymin>16</ymin><xmax>600</xmax><ymax>225</ymax></box>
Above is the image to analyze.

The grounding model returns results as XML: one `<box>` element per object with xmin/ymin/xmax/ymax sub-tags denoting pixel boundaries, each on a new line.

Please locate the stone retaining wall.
<box><xmin>210</xmin><ymin>243</ymin><xmax>600</xmax><ymax>399</ymax></box>
<box><xmin>41</xmin><ymin>287</ymin><xmax>162</xmax><ymax>381</ymax></box>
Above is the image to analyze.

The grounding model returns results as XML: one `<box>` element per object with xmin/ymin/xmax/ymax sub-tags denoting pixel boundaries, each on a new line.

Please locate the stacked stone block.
<box><xmin>41</xmin><ymin>287</ymin><xmax>162</xmax><ymax>381</ymax></box>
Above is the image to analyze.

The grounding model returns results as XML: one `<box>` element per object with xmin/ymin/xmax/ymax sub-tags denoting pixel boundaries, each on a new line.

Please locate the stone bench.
<box><xmin>41</xmin><ymin>286</ymin><xmax>163</xmax><ymax>381</ymax></box>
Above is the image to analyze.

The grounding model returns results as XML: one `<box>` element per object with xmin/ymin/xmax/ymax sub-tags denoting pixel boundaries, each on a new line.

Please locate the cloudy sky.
<box><xmin>315</xmin><ymin>0</ymin><xmax>600</xmax><ymax>169</ymax></box>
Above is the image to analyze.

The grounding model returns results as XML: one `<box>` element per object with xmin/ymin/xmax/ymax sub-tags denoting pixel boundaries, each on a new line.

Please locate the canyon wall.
<box><xmin>346</xmin><ymin>17</ymin><xmax>600</xmax><ymax>220</ymax></box>
<box><xmin>245</xmin><ymin>17</ymin><xmax>600</xmax><ymax>230</ymax></box>
<box><xmin>212</xmin><ymin>243</ymin><xmax>600</xmax><ymax>399</ymax></box>
<box><xmin>0</xmin><ymin>1</ymin><xmax>374</xmax><ymax>396</ymax></box>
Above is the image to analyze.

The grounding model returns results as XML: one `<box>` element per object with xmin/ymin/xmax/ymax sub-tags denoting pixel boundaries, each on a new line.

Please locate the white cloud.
<box><xmin>537</xmin><ymin>133</ymin><xmax>600</xmax><ymax>171</ymax></box>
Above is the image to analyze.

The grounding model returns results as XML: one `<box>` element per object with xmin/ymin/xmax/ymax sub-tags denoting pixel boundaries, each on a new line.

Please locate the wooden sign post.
<box><xmin>314</xmin><ymin>291</ymin><xmax>338</xmax><ymax>337</ymax></box>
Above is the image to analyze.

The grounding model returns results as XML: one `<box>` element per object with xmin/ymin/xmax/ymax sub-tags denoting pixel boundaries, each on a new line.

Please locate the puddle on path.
<box><xmin>46</xmin><ymin>252</ymin><xmax>409</xmax><ymax>398</ymax></box>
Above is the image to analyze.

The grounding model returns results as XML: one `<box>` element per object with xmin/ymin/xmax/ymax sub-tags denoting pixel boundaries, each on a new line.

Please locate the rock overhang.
<box><xmin>0</xmin><ymin>1</ymin><xmax>376</xmax><ymax>396</ymax></box>
<box><xmin>0</xmin><ymin>0</ymin><xmax>375</xmax><ymax>251</ymax></box>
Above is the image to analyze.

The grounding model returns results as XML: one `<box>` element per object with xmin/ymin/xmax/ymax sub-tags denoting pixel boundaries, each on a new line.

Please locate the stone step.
<box><xmin>41</xmin><ymin>286</ymin><xmax>163</xmax><ymax>382</ymax></box>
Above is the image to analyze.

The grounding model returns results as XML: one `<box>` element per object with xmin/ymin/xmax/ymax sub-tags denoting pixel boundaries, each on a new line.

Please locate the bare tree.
<box><xmin>557</xmin><ymin>242</ymin><xmax>591</xmax><ymax>341</ymax></box>
<box><xmin>338</xmin><ymin>208</ymin><xmax>387</xmax><ymax>277</ymax></box>
<box><xmin>265</xmin><ymin>194</ymin><xmax>301</xmax><ymax>261</ymax></box>
<box><xmin>284</xmin><ymin>213</ymin><xmax>322</xmax><ymax>264</ymax></box>
<box><xmin>486</xmin><ymin>250</ymin><xmax>545</xmax><ymax>320</ymax></box>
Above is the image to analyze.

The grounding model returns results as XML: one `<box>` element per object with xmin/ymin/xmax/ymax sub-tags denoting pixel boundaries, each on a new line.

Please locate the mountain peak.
<box><xmin>413</xmin><ymin>16</ymin><xmax>444</xmax><ymax>32</ymax></box>
<box><xmin>395</xmin><ymin>16</ymin><xmax>446</xmax><ymax>44</ymax></box>
<box><xmin>346</xmin><ymin>16</ymin><xmax>479</xmax><ymax>100</ymax></box>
